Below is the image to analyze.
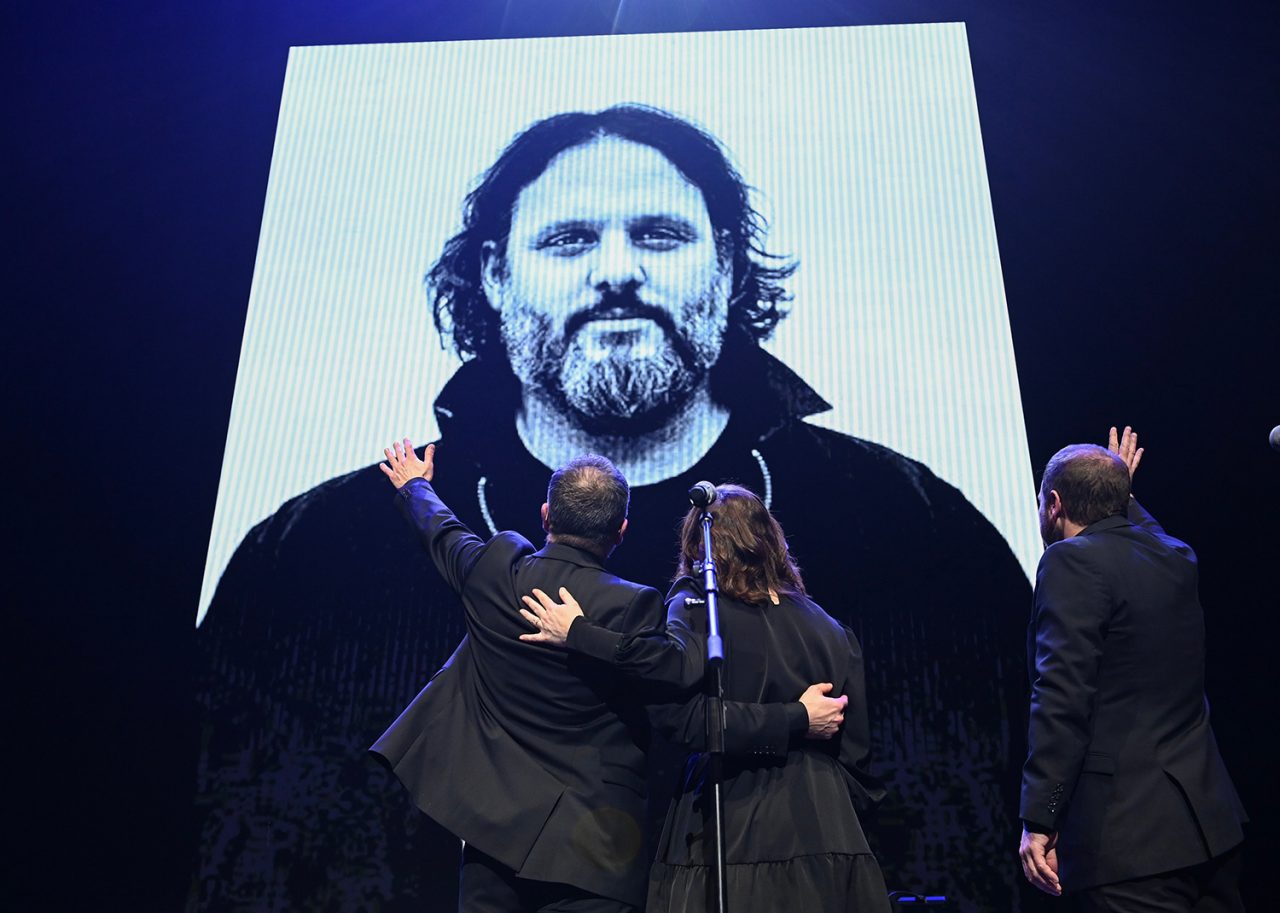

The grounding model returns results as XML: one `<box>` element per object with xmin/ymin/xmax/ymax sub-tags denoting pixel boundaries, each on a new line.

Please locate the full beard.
<box><xmin>560</xmin><ymin>335</ymin><xmax>695</xmax><ymax>429</ymax></box>
<box><xmin>1038</xmin><ymin>508</ymin><xmax>1060</xmax><ymax>546</ymax></box>
<box><xmin>502</xmin><ymin>296</ymin><xmax>726</xmax><ymax>435</ymax></box>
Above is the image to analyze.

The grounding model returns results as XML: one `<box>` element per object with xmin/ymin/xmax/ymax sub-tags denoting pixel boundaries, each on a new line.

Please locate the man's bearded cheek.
<box><xmin>502</xmin><ymin>310</ymin><xmax>564</xmax><ymax>392</ymax></box>
<box><xmin>559</xmin><ymin>339</ymin><xmax>694</xmax><ymax>420</ymax></box>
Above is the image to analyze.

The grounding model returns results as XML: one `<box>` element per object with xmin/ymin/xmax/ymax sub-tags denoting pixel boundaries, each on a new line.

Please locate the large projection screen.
<box><xmin>194</xmin><ymin>24</ymin><xmax>1041</xmax><ymax>913</ymax></box>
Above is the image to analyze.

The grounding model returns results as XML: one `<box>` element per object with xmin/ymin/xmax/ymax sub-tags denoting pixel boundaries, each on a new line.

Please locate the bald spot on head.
<box><xmin>545</xmin><ymin>454</ymin><xmax>630</xmax><ymax>555</ymax></box>
<box><xmin>1040</xmin><ymin>444</ymin><xmax>1131</xmax><ymax>527</ymax></box>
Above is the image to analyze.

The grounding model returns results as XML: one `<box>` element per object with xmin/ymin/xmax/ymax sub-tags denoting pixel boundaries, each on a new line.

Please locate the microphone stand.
<box><xmin>698</xmin><ymin>507</ymin><xmax>728</xmax><ymax>913</ymax></box>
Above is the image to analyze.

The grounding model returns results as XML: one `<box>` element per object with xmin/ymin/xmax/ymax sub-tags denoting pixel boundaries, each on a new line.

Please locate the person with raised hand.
<box><xmin>1020</xmin><ymin>427</ymin><xmax>1245</xmax><ymax>910</ymax></box>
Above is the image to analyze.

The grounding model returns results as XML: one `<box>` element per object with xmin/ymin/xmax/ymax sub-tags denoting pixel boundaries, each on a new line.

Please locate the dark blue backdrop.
<box><xmin>12</xmin><ymin>1</ymin><xmax>1277</xmax><ymax>909</ymax></box>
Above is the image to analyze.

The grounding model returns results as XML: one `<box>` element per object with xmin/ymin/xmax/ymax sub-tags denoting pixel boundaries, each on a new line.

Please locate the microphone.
<box><xmin>1271</xmin><ymin>425</ymin><xmax>1280</xmax><ymax>453</ymax></box>
<box><xmin>688</xmin><ymin>481</ymin><xmax>718</xmax><ymax>508</ymax></box>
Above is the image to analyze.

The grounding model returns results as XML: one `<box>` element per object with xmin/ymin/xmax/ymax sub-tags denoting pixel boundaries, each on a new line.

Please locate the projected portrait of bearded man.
<box><xmin>485</xmin><ymin>138</ymin><xmax>729</xmax><ymax>432</ymax></box>
<box><xmin>427</xmin><ymin>107</ymin><xmax>798</xmax><ymax>487</ymax></box>
<box><xmin>193</xmin><ymin>105</ymin><xmax>1033</xmax><ymax>913</ymax></box>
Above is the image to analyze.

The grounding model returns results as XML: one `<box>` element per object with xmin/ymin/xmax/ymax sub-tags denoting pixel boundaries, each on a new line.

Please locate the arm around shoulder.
<box><xmin>564</xmin><ymin>585</ymin><xmax>705</xmax><ymax>689</ymax></box>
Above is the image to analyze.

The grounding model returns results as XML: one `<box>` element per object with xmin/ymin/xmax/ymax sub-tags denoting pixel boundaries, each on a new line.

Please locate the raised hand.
<box><xmin>519</xmin><ymin>587</ymin><xmax>584</xmax><ymax>647</ymax></box>
<box><xmin>1107</xmin><ymin>425</ymin><xmax>1144</xmax><ymax>481</ymax></box>
<box><xmin>379</xmin><ymin>439</ymin><xmax>435</xmax><ymax>489</ymax></box>
<box><xmin>798</xmin><ymin>682</ymin><xmax>847</xmax><ymax>740</ymax></box>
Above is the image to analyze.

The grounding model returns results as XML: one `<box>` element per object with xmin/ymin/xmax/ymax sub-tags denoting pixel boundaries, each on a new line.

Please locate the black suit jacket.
<box><xmin>1021</xmin><ymin>499</ymin><xmax>1245</xmax><ymax>890</ymax></box>
<box><xmin>370</xmin><ymin>478</ymin><xmax>664</xmax><ymax>907</ymax></box>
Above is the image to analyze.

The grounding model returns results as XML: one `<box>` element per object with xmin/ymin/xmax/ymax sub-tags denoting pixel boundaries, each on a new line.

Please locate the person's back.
<box><xmin>372</xmin><ymin>445</ymin><xmax>664</xmax><ymax>911</ymax></box>
<box><xmin>669</xmin><ymin>585</ymin><xmax>860</xmax><ymax>733</ymax></box>
<box><xmin>658</xmin><ymin>581</ymin><xmax>883</xmax><ymax>819</ymax></box>
<box><xmin>644</xmin><ymin>485</ymin><xmax>890</xmax><ymax>913</ymax></box>
<box><xmin>1069</xmin><ymin>510</ymin><xmax>1206</xmax><ymax>748</ymax></box>
<box><xmin>1031</xmin><ymin>500</ymin><xmax>1244</xmax><ymax>889</ymax></box>
<box><xmin>1020</xmin><ymin>430</ymin><xmax>1245</xmax><ymax>910</ymax></box>
<box><xmin>462</xmin><ymin>533</ymin><xmax>658</xmax><ymax>796</ymax></box>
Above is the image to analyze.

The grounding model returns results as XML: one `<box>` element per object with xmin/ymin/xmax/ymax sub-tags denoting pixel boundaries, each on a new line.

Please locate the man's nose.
<box><xmin>587</xmin><ymin>229</ymin><xmax>645</xmax><ymax>290</ymax></box>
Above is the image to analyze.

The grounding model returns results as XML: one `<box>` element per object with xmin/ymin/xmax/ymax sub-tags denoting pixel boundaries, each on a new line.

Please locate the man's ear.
<box><xmin>540</xmin><ymin>502</ymin><xmax>550</xmax><ymax>533</ymax></box>
<box><xmin>615</xmin><ymin>517</ymin><xmax>628</xmax><ymax>545</ymax></box>
<box><xmin>1046</xmin><ymin>490</ymin><xmax>1063</xmax><ymax>521</ymax></box>
<box><xmin>480</xmin><ymin>241</ymin><xmax>505</xmax><ymax>314</ymax></box>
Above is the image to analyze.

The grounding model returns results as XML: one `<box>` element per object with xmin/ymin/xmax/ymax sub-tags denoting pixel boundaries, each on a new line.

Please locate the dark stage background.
<box><xmin>12</xmin><ymin>1</ymin><xmax>1278</xmax><ymax>910</ymax></box>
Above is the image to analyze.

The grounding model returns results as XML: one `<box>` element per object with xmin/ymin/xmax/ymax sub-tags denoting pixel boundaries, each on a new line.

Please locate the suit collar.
<box><xmin>535</xmin><ymin>540</ymin><xmax>607</xmax><ymax>570</ymax></box>
<box><xmin>1079</xmin><ymin>514</ymin><xmax>1130</xmax><ymax>536</ymax></box>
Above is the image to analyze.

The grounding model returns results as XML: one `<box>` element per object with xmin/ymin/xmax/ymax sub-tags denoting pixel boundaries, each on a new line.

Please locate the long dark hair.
<box><xmin>427</xmin><ymin>104</ymin><xmax>796</xmax><ymax>362</ymax></box>
<box><xmin>675</xmin><ymin>484</ymin><xmax>805</xmax><ymax>605</ymax></box>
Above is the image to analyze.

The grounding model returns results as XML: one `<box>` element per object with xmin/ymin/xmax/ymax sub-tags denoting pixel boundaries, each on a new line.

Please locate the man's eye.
<box><xmin>632</xmin><ymin>225</ymin><xmax>689</xmax><ymax>250</ymax></box>
<box><xmin>539</xmin><ymin>230</ymin><xmax>595</xmax><ymax>254</ymax></box>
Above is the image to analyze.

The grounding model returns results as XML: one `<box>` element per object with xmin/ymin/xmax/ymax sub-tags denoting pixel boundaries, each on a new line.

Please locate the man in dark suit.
<box><xmin>370</xmin><ymin>442</ymin><xmax>664</xmax><ymax>912</ymax></box>
<box><xmin>1019</xmin><ymin>427</ymin><xmax>1246</xmax><ymax>911</ymax></box>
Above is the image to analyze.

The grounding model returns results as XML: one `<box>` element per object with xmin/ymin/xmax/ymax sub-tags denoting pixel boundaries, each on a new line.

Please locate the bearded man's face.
<box><xmin>482</xmin><ymin>136</ymin><xmax>731</xmax><ymax>433</ymax></box>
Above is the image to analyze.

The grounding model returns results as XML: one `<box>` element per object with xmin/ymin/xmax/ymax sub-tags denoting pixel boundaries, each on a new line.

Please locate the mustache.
<box><xmin>563</xmin><ymin>291</ymin><xmax>679</xmax><ymax>341</ymax></box>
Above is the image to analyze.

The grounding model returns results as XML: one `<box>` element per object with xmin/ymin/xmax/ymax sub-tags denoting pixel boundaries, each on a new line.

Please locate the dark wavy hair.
<box><xmin>427</xmin><ymin>104</ymin><xmax>797</xmax><ymax>361</ymax></box>
<box><xmin>675</xmin><ymin>484</ymin><xmax>805</xmax><ymax>605</ymax></box>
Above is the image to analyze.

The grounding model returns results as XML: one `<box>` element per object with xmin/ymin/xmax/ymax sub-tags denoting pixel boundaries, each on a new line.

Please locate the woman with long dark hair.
<box><xmin>645</xmin><ymin>484</ymin><xmax>890</xmax><ymax>912</ymax></box>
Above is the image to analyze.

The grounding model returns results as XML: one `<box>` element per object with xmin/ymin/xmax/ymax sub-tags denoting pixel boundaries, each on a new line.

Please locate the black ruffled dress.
<box><xmin>647</xmin><ymin>579</ymin><xmax>892</xmax><ymax>913</ymax></box>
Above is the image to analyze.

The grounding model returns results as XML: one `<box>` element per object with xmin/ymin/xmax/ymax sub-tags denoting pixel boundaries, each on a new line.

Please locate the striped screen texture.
<box><xmin>199</xmin><ymin>23</ymin><xmax>1039</xmax><ymax>624</ymax></box>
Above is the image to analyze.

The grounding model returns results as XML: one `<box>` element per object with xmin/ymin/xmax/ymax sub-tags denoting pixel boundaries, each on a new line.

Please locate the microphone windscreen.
<box><xmin>688</xmin><ymin>481</ymin><xmax>718</xmax><ymax>507</ymax></box>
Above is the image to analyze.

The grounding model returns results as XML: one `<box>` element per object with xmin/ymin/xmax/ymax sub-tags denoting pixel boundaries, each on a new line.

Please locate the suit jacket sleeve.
<box><xmin>564</xmin><ymin>589</ymin><xmax>703</xmax><ymax>690</ymax></box>
<box><xmin>648</xmin><ymin>689</ymin><xmax>809</xmax><ymax>758</ymax></box>
<box><xmin>1125</xmin><ymin>497</ymin><xmax>1163</xmax><ymax>535</ymax></box>
<box><xmin>393</xmin><ymin>477</ymin><xmax>486</xmax><ymax>594</ymax></box>
<box><xmin>1126</xmin><ymin>497</ymin><xmax>1196</xmax><ymax>560</ymax></box>
<box><xmin>1020</xmin><ymin>541</ymin><xmax>1112</xmax><ymax>830</ymax></box>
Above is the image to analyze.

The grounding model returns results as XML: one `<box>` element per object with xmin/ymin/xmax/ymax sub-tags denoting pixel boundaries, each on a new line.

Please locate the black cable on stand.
<box><xmin>688</xmin><ymin>481</ymin><xmax>727</xmax><ymax>913</ymax></box>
